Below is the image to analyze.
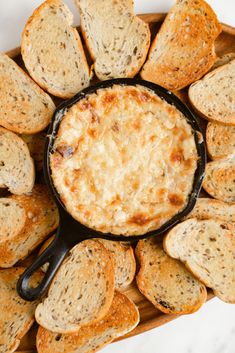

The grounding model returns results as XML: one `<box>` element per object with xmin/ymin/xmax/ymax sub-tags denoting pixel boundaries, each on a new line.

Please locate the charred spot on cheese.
<box><xmin>101</xmin><ymin>92</ymin><xmax>117</xmax><ymax>105</ymax></box>
<box><xmin>170</xmin><ymin>147</ymin><xmax>184</xmax><ymax>164</ymax></box>
<box><xmin>168</xmin><ymin>193</ymin><xmax>184</xmax><ymax>206</ymax></box>
<box><xmin>50</xmin><ymin>84</ymin><xmax>198</xmax><ymax>236</ymax></box>
<box><xmin>55</xmin><ymin>144</ymin><xmax>74</xmax><ymax>158</ymax></box>
<box><xmin>111</xmin><ymin>121</ymin><xmax>119</xmax><ymax>133</ymax></box>
<box><xmin>128</xmin><ymin>213</ymin><xmax>152</xmax><ymax>226</ymax></box>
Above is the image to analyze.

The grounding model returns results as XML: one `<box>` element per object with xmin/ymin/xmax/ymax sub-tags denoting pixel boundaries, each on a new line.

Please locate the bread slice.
<box><xmin>35</xmin><ymin>240</ymin><xmax>115</xmax><ymax>333</ymax></box>
<box><xmin>20</xmin><ymin>132</ymin><xmax>46</xmax><ymax>171</ymax></box>
<box><xmin>0</xmin><ymin>127</ymin><xmax>35</xmax><ymax>195</ymax></box>
<box><xmin>185</xmin><ymin>198</ymin><xmax>235</xmax><ymax>224</ymax></box>
<box><xmin>202</xmin><ymin>155</ymin><xmax>235</xmax><ymax>203</ymax></box>
<box><xmin>97</xmin><ymin>239</ymin><xmax>136</xmax><ymax>289</ymax></box>
<box><xmin>210</xmin><ymin>52</ymin><xmax>235</xmax><ymax>71</ymax></box>
<box><xmin>140</xmin><ymin>0</ymin><xmax>221</xmax><ymax>90</ymax></box>
<box><xmin>76</xmin><ymin>0</ymin><xmax>150</xmax><ymax>80</ymax></box>
<box><xmin>189</xmin><ymin>60</ymin><xmax>235</xmax><ymax>125</ymax></box>
<box><xmin>164</xmin><ymin>219</ymin><xmax>235</xmax><ymax>303</ymax></box>
<box><xmin>36</xmin><ymin>290</ymin><xmax>139</xmax><ymax>353</ymax></box>
<box><xmin>136</xmin><ymin>238</ymin><xmax>207</xmax><ymax>314</ymax></box>
<box><xmin>0</xmin><ymin>54</ymin><xmax>55</xmax><ymax>134</ymax></box>
<box><xmin>0</xmin><ymin>185</ymin><xmax>59</xmax><ymax>268</ymax></box>
<box><xmin>0</xmin><ymin>267</ymin><xmax>42</xmax><ymax>353</ymax></box>
<box><xmin>21</xmin><ymin>0</ymin><xmax>90</xmax><ymax>99</ymax></box>
<box><xmin>206</xmin><ymin>122</ymin><xmax>235</xmax><ymax>160</ymax></box>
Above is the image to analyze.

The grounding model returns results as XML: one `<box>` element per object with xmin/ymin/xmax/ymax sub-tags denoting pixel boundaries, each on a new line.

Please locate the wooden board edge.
<box><xmin>115</xmin><ymin>291</ymin><xmax>215</xmax><ymax>342</ymax></box>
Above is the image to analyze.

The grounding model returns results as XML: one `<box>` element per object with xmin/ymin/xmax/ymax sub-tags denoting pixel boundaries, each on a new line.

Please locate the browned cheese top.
<box><xmin>50</xmin><ymin>85</ymin><xmax>197</xmax><ymax>236</ymax></box>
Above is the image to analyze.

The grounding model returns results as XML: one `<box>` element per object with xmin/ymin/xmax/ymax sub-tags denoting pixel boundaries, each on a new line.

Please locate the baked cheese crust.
<box><xmin>50</xmin><ymin>85</ymin><xmax>197</xmax><ymax>236</ymax></box>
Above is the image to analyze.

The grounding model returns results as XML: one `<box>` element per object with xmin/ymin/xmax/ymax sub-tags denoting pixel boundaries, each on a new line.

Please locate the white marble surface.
<box><xmin>0</xmin><ymin>1</ymin><xmax>235</xmax><ymax>353</ymax></box>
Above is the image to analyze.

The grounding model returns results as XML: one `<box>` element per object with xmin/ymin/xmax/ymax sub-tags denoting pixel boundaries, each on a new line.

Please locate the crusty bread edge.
<box><xmin>135</xmin><ymin>241</ymin><xmax>207</xmax><ymax>314</ymax></box>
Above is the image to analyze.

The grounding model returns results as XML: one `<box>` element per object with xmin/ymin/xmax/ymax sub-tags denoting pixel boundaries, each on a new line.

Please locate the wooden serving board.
<box><xmin>4</xmin><ymin>12</ymin><xmax>233</xmax><ymax>352</ymax></box>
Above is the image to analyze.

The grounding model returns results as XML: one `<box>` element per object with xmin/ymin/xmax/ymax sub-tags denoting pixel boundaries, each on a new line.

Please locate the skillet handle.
<box><xmin>17</xmin><ymin>235</ymin><xmax>68</xmax><ymax>301</ymax></box>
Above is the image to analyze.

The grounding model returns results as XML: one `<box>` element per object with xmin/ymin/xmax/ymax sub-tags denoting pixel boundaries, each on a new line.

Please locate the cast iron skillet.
<box><xmin>17</xmin><ymin>78</ymin><xmax>206</xmax><ymax>301</ymax></box>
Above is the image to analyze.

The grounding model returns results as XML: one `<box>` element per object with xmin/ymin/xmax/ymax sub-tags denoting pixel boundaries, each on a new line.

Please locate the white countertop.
<box><xmin>0</xmin><ymin>1</ymin><xmax>235</xmax><ymax>353</ymax></box>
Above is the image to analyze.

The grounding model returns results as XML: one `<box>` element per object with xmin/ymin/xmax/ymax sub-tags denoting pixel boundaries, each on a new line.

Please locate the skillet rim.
<box><xmin>44</xmin><ymin>78</ymin><xmax>206</xmax><ymax>241</ymax></box>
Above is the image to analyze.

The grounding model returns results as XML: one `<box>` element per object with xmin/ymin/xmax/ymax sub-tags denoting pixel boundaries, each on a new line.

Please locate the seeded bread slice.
<box><xmin>0</xmin><ymin>185</ymin><xmax>59</xmax><ymax>268</ymax></box>
<box><xmin>0</xmin><ymin>54</ymin><xmax>55</xmax><ymax>134</ymax></box>
<box><xmin>140</xmin><ymin>0</ymin><xmax>221</xmax><ymax>90</ymax></box>
<box><xmin>21</xmin><ymin>0</ymin><xmax>90</xmax><ymax>99</ymax></box>
<box><xmin>164</xmin><ymin>219</ymin><xmax>235</xmax><ymax>303</ymax></box>
<box><xmin>35</xmin><ymin>240</ymin><xmax>115</xmax><ymax>333</ymax></box>
<box><xmin>210</xmin><ymin>52</ymin><xmax>235</xmax><ymax>71</ymax></box>
<box><xmin>206</xmin><ymin>122</ymin><xmax>235</xmax><ymax>160</ymax></box>
<box><xmin>202</xmin><ymin>155</ymin><xmax>235</xmax><ymax>203</ymax></box>
<box><xmin>97</xmin><ymin>239</ymin><xmax>136</xmax><ymax>289</ymax></box>
<box><xmin>189</xmin><ymin>60</ymin><xmax>235</xmax><ymax>125</ymax></box>
<box><xmin>0</xmin><ymin>267</ymin><xmax>42</xmax><ymax>353</ymax></box>
<box><xmin>20</xmin><ymin>133</ymin><xmax>46</xmax><ymax>171</ymax></box>
<box><xmin>135</xmin><ymin>238</ymin><xmax>206</xmax><ymax>314</ymax></box>
<box><xmin>76</xmin><ymin>0</ymin><xmax>150</xmax><ymax>80</ymax></box>
<box><xmin>36</xmin><ymin>290</ymin><xmax>139</xmax><ymax>353</ymax></box>
<box><xmin>0</xmin><ymin>127</ymin><xmax>35</xmax><ymax>195</ymax></box>
<box><xmin>185</xmin><ymin>198</ymin><xmax>235</xmax><ymax>224</ymax></box>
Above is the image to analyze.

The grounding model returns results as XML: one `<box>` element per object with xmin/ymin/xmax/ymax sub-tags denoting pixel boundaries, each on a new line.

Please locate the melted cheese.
<box><xmin>51</xmin><ymin>85</ymin><xmax>198</xmax><ymax>236</ymax></box>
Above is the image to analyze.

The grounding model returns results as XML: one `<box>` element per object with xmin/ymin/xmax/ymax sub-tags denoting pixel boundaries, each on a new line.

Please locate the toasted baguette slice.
<box><xmin>206</xmin><ymin>122</ymin><xmax>235</xmax><ymax>160</ymax></box>
<box><xmin>97</xmin><ymin>239</ymin><xmax>136</xmax><ymax>289</ymax></box>
<box><xmin>210</xmin><ymin>52</ymin><xmax>235</xmax><ymax>71</ymax></box>
<box><xmin>76</xmin><ymin>0</ymin><xmax>150</xmax><ymax>80</ymax></box>
<box><xmin>0</xmin><ymin>185</ymin><xmax>59</xmax><ymax>268</ymax></box>
<box><xmin>36</xmin><ymin>290</ymin><xmax>139</xmax><ymax>353</ymax></box>
<box><xmin>185</xmin><ymin>198</ymin><xmax>235</xmax><ymax>224</ymax></box>
<box><xmin>140</xmin><ymin>0</ymin><xmax>221</xmax><ymax>90</ymax></box>
<box><xmin>136</xmin><ymin>238</ymin><xmax>206</xmax><ymax>314</ymax></box>
<box><xmin>22</xmin><ymin>0</ymin><xmax>90</xmax><ymax>99</ymax></box>
<box><xmin>0</xmin><ymin>54</ymin><xmax>55</xmax><ymax>134</ymax></box>
<box><xmin>0</xmin><ymin>127</ymin><xmax>35</xmax><ymax>195</ymax></box>
<box><xmin>20</xmin><ymin>132</ymin><xmax>46</xmax><ymax>171</ymax></box>
<box><xmin>202</xmin><ymin>155</ymin><xmax>235</xmax><ymax>203</ymax></box>
<box><xmin>189</xmin><ymin>60</ymin><xmax>235</xmax><ymax>125</ymax></box>
<box><xmin>0</xmin><ymin>267</ymin><xmax>42</xmax><ymax>353</ymax></box>
<box><xmin>164</xmin><ymin>219</ymin><xmax>235</xmax><ymax>303</ymax></box>
<box><xmin>35</xmin><ymin>240</ymin><xmax>115</xmax><ymax>333</ymax></box>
